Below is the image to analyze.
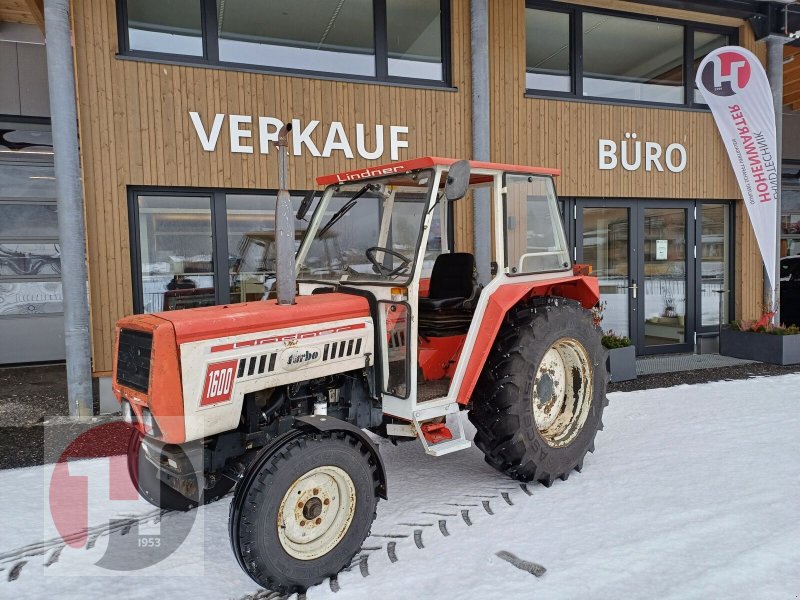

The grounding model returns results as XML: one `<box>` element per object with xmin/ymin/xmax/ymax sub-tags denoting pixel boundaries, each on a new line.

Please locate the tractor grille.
<box><xmin>116</xmin><ymin>329</ymin><xmax>153</xmax><ymax>393</ymax></box>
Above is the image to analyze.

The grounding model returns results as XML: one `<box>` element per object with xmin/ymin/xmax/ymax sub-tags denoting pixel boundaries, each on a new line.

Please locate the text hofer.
<box><xmin>190</xmin><ymin>112</ymin><xmax>409</xmax><ymax>161</ymax></box>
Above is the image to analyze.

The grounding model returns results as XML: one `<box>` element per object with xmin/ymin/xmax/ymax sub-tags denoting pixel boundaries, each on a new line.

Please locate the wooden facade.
<box><xmin>70</xmin><ymin>0</ymin><xmax>766</xmax><ymax>375</ymax></box>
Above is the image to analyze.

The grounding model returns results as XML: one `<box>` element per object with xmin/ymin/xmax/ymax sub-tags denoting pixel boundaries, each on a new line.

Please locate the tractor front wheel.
<box><xmin>469</xmin><ymin>298</ymin><xmax>608</xmax><ymax>486</ymax></box>
<box><xmin>229</xmin><ymin>431</ymin><xmax>379</xmax><ymax>594</ymax></box>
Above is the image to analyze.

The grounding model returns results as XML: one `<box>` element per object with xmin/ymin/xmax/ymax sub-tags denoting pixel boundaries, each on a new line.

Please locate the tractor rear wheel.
<box><xmin>469</xmin><ymin>298</ymin><xmax>608</xmax><ymax>486</ymax></box>
<box><xmin>229</xmin><ymin>430</ymin><xmax>379</xmax><ymax>594</ymax></box>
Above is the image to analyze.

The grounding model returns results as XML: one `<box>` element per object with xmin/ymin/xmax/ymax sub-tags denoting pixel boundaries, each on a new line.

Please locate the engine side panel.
<box><xmin>179</xmin><ymin>317</ymin><xmax>375</xmax><ymax>441</ymax></box>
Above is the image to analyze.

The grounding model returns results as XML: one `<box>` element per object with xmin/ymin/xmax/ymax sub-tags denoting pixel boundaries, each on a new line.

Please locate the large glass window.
<box><xmin>583</xmin><ymin>13</ymin><xmax>684</xmax><ymax>104</ymax></box>
<box><xmin>120</xmin><ymin>0</ymin><xmax>449</xmax><ymax>85</ymax></box>
<box><xmin>525</xmin><ymin>3</ymin><xmax>736</xmax><ymax>107</ymax></box>
<box><xmin>699</xmin><ymin>204</ymin><xmax>730</xmax><ymax>328</ymax></box>
<box><xmin>781</xmin><ymin>179</ymin><xmax>800</xmax><ymax>257</ymax></box>
<box><xmin>217</xmin><ymin>0</ymin><xmax>375</xmax><ymax>76</ymax></box>
<box><xmin>136</xmin><ymin>195</ymin><xmax>215</xmax><ymax>313</ymax></box>
<box><xmin>386</xmin><ymin>0</ymin><xmax>444</xmax><ymax>80</ymax></box>
<box><xmin>126</xmin><ymin>0</ymin><xmax>203</xmax><ymax>56</ymax></box>
<box><xmin>525</xmin><ymin>9</ymin><xmax>570</xmax><ymax>93</ymax></box>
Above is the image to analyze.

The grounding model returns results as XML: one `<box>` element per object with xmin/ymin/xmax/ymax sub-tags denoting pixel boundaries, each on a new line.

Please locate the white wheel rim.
<box><xmin>277</xmin><ymin>465</ymin><xmax>356</xmax><ymax>561</ymax></box>
<box><xmin>531</xmin><ymin>338</ymin><xmax>593</xmax><ymax>448</ymax></box>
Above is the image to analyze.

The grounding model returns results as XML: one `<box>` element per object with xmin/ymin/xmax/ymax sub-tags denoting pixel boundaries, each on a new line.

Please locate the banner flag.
<box><xmin>696</xmin><ymin>46</ymin><xmax>779</xmax><ymax>290</ymax></box>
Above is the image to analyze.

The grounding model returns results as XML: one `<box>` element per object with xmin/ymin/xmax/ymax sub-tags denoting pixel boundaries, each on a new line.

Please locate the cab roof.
<box><xmin>316</xmin><ymin>156</ymin><xmax>561</xmax><ymax>186</ymax></box>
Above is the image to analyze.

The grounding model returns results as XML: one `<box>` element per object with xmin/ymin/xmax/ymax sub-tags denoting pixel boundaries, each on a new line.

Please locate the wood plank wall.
<box><xmin>488</xmin><ymin>0</ymin><xmax>766</xmax><ymax>321</ymax></box>
<box><xmin>73</xmin><ymin>0</ymin><xmax>767</xmax><ymax>375</ymax></box>
<box><xmin>71</xmin><ymin>0</ymin><xmax>473</xmax><ymax>374</ymax></box>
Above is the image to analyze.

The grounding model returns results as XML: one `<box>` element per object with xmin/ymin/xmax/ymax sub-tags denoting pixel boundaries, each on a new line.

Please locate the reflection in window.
<box><xmin>387</xmin><ymin>0</ymin><xmax>443</xmax><ymax>80</ymax></box>
<box><xmin>700</xmin><ymin>204</ymin><xmax>729</xmax><ymax>328</ymax></box>
<box><xmin>227</xmin><ymin>193</ymin><xmax>307</xmax><ymax>303</ymax></box>
<box><xmin>137</xmin><ymin>195</ymin><xmax>215</xmax><ymax>313</ymax></box>
<box><xmin>127</xmin><ymin>0</ymin><xmax>203</xmax><ymax>56</ymax></box>
<box><xmin>525</xmin><ymin>9</ymin><xmax>571</xmax><ymax>93</ymax></box>
<box><xmin>693</xmin><ymin>31</ymin><xmax>729</xmax><ymax>104</ymax></box>
<box><xmin>780</xmin><ymin>184</ymin><xmax>800</xmax><ymax>257</ymax></box>
<box><xmin>217</xmin><ymin>0</ymin><xmax>375</xmax><ymax>76</ymax></box>
<box><xmin>583</xmin><ymin>13</ymin><xmax>684</xmax><ymax>104</ymax></box>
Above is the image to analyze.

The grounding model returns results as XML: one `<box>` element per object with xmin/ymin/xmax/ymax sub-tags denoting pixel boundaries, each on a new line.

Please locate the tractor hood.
<box><xmin>155</xmin><ymin>294</ymin><xmax>371</xmax><ymax>345</ymax></box>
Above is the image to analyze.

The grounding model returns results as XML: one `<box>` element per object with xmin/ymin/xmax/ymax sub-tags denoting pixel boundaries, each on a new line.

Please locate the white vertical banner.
<box><xmin>696</xmin><ymin>46</ymin><xmax>779</xmax><ymax>290</ymax></box>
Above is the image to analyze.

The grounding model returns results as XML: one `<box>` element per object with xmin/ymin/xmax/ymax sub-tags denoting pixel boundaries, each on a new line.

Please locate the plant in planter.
<box><xmin>602</xmin><ymin>330</ymin><xmax>637</xmax><ymax>382</ymax></box>
<box><xmin>593</xmin><ymin>301</ymin><xmax>637</xmax><ymax>382</ymax></box>
<box><xmin>720</xmin><ymin>307</ymin><xmax>800</xmax><ymax>365</ymax></box>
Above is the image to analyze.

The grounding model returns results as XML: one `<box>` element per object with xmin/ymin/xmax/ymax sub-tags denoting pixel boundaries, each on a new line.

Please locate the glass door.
<box><xmin>639</xmin><ymin>204</ymin><xmax>695</xmax><ymax>354</ymax></box>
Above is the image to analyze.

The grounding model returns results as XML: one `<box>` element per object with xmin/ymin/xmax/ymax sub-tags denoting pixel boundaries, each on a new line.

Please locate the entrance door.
<box><xmin>576</xmin><ymin>201</ymin><xmax>695</xmax><ymax>355</ymax></box>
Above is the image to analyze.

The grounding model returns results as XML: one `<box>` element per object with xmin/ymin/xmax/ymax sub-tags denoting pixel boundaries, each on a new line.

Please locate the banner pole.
<box><xmin>766</xmin><ymin>35</ymin><xmax>788</xmax><ymax>325</ymax></box>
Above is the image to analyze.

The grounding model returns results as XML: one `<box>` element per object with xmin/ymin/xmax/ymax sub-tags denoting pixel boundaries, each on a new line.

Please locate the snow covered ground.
<box><xmin>1</xmin><ymin>374</ymin><xmax>799</xmax><ymax>600</ymax></box>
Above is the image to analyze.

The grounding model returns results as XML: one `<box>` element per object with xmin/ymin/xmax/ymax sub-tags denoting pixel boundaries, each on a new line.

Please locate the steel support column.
<box><xmin>44</xmin><ymin>0</ymin><xmax>93</xmax><ymax>416</ymax></box>
<box><xmin>470</xmin><ymin>0</ymin><xmax>492</xmax><ymax>285</ymax></box>
<box><xmin>766</xmin><ymin>34</ymin><xmax>788</xmax><ymax>324</ymax></box>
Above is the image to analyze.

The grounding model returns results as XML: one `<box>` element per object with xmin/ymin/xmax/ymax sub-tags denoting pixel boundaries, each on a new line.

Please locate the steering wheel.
<box><xmin>366</xmin><ymin>246</ymin><xmax>411</xmax><ymax>277</ymax></box>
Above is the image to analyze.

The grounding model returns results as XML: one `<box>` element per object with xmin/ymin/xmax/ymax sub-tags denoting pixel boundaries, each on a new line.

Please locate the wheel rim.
<box><xmin>531</xmin><ymin>337</ymin><xmax>593</xmax><ymax>448</ymax></box>
<box><xmin>277</xmin><ymin>465</ymin><xmax>356</xmax><ymax>561</ymax></box>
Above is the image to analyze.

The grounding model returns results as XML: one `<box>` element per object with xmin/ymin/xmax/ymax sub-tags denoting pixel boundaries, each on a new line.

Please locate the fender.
<box><xmin>456</xmin><ymin>275</ymin><xmax>599</xmax><ymax>405</ymax></box>
<box><xmin>294</xmin><ymin>415</ymin><xmax>387</xmax><ymax>500</ymax></box>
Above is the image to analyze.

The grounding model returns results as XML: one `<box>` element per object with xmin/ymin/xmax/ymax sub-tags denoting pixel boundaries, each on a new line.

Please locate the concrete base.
<box><xmin>97</xmin><ymin>376</ymin><xmax>118</xmax><ymax>414</ymax></box>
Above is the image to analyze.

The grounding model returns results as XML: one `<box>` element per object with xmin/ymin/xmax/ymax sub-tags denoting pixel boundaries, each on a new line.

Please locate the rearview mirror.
<box><xmin>296</xmin><ymin>191</ymin><xmax>316</xmax><ymax>220</ymax></box>
<box><xmin>444</xmin><ymin>160</ymin><xmax>470</xmax><ymax>201</ymax></box>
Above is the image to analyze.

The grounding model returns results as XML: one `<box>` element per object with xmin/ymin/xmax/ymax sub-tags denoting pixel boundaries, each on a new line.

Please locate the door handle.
<box><xmin>629</xmin><ymin>282</ymin><xmax>638</xmax><ymax>299</ymax></box>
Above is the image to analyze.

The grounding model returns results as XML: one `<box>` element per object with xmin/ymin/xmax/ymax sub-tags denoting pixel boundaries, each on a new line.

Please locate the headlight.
<box><xmin>142</xmin><ymin>408</ymin><xmax>159</xmax><ymax>437</ymax></box>
<box><xmin>121</xmin><ymin>401</ymin><xmax>133</xmax><ymax>424</ymax></box>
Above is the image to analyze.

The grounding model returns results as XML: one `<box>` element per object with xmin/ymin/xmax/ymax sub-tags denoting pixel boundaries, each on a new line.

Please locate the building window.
<box><xmin>698</xmin><ymin>203</ymin><xmax>730</xmax><ymax>329</ymax></box>
<box><xmin>525</xmin><ymin>2</ymin><xmax>737</xmax><ymax>108</ymax></box>
<box><xmin>130</xmin><ymin>189</ymin><xmax>308</xmax><ymax>313</ymax></box>
<box><xmin>119</xmin><ymin>0</ymin><xmax>450</xmax><ymax>86</ymax></box>
<box><xmin>782</xmin><ymin>175</ymin><xmax>800</xmax><ymax>258</ymax></box>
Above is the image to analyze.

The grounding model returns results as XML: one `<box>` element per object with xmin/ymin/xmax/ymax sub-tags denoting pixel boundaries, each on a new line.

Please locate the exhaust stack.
<box><xmin>274</xmin><ymin>122</ymin><xmax>295</xmax><ymax>305</ymax></box>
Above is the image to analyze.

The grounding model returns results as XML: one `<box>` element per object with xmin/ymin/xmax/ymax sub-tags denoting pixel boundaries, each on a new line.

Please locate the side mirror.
<box><xmin>444</xmin><ymin>160</ymin><xmax>470</xmax><ymax>201</ymax></box>
<box><xmin>296</xmin><ymin>190</ymin><xmax>316</xmax><ymax>220</ymax></box>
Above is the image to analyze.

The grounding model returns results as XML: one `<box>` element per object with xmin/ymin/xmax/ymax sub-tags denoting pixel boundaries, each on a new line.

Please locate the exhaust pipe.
<box><xmin>274</xmin><ymin>122</ymin><xmax>295</xmax><ymax>305</ymax></box>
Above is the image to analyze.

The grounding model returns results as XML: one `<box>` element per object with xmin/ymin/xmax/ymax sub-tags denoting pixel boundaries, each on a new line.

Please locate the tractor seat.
<box><xmin>419</xmin><ymin>253</ymin><xmax>481</xmax><ymax>313</ymax></box>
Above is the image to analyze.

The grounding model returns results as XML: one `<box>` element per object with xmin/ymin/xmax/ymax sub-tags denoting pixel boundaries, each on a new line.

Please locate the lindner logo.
<box><xmin>701</xmin><ymin>51</ymin><xmax>752</xmax><ymax>97</ymax></box>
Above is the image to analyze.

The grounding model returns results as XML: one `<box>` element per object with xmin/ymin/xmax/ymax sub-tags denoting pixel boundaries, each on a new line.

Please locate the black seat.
<box><xmin>419</xmin><ymin>253</ymin><xmax>479</xmax><ymax>312</ymax></box>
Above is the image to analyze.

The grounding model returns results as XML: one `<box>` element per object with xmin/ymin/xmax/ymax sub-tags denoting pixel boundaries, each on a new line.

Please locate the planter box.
<box><xmin>606</xmin><ymin>345</ymin><xmax>637</xmax><ymax>382</ymax></box>
<box><xmin>719</xmin><ymin>328</ymin><xmax>800</xmax><ymax>366</ymax></box>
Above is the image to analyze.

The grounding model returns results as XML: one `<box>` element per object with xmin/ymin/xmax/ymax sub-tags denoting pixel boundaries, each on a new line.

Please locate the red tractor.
<box><xmin>113</xmin><ymin>150</ymin><xmax>606</xmax><ymax>593</ymax></box>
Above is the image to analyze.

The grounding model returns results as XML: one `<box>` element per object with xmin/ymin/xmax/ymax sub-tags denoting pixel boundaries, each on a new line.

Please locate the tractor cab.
<box><xmin>295</xmin><ymin>157</ymin><xmax>584</xmax><ymax>454</ymax></box>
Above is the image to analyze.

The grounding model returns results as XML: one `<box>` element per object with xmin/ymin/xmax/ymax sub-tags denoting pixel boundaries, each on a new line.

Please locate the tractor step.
<box><xmin>412</xmin><ymin>402</ymin><xmax>471</xmax><ymax>457</ymax></box>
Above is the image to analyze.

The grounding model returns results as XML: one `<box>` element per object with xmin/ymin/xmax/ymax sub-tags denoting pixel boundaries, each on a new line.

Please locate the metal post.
<box><xmin>274</xmin><ymin>122</ymin><xmax>296</xmax><ymax>305</ymax></box>
<box><xmin>44</xmin><ymin>0</ymin><xmax>93</xmax><ymax>417</ymax></box>
<box><xmin>470</xmin><ymin>0</ymin><xmax>491</xmax><ymax>285</ymax></box>
<box><xmin>766</xmin><ymin>34</ymin><xmax>787</xmax><ymax>325</ymax></box>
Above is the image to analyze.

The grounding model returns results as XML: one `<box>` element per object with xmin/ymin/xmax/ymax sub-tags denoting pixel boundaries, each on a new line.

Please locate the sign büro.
<box><xmin>598</xmin><ymin>133</ymin><xmax>687</xmax><ymax>173</ymax></box>
<box><xmin>189</xmin><ymin>112</ymin><xmax>409</xmax><ymax>161</ymax></box>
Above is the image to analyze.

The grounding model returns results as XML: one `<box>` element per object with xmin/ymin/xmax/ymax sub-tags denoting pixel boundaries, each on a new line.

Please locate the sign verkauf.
<box><xmin>189</xmin><ymin>112</ymin><xmax>410</xmax><ymax>161</ymax></box>
<box><xmin>696</xmin><ymin>46</ymin><xmax>779</xmax><ymax>290</ymax></box>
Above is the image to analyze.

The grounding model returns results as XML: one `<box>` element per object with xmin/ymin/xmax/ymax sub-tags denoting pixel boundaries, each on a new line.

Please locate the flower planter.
<box><xmin>606</xmin><ymin>345</ymin><xmax>637</xmax><ymax>382</ymax></box>
<box><xmin>719</xmin><ymin>328</ymin><xmax>800</xmax><ymax>366</ymax></box>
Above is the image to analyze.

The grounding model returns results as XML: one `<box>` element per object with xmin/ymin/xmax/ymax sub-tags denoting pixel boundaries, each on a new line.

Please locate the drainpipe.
<box><xmin>274</xmin><ymin>122</ymin><xmax>296</xmax><ymax>305</ymax></box>
<box><xmin>766</xmin><ymin>34</ymin><xmax>788</xmax><ymax>325</ymax></box>
<box><xmin>44</xmin><ymin>0</ymin><xmax>93</xmax><ymax>417</ymax></box>
<box><xmin>470</xmin><ymin>0</ymin><xmax>491</xmax><ymax>285</ymax></box>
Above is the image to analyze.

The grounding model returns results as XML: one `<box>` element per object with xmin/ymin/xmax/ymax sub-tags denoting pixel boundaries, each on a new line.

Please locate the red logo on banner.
<box><xmin>701</xmin><ymin>51</ymin><xmax>752</xmax><ymax>96</ymax></box>
<box><xmin>201</xmin><ymin>359</ymin><xmax>239</xmax><ymax>406</ymax></box>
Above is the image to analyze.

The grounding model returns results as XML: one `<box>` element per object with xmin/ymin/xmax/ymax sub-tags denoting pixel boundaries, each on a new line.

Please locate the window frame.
<box><xmin>116</xmin><ymin>0</ymin><xmax>452</xmax><ymax>89</ymax></box>
<box><xmin>524</xmin><ymin>0</ymin><xmax>738</xmax><ymax>110</ymax></box>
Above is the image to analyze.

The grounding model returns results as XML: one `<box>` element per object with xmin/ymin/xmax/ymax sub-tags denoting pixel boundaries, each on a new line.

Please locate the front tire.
<box><xmin>229</xmin><ymin>430</ymin><xmax>380</xmax><ymax>594</ymax></box>
<box><xmin>469</xmin><ymin>298</ymin><xmax>608</xmax><ymax>486</ymax></box>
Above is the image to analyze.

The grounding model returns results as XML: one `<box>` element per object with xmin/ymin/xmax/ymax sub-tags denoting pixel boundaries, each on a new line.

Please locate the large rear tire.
<box><xmin>469</xmin><ymin>298</ymin><xmax>608</xmax><ymax>486</ymax></box>
<box><xmin>229</xmin><ymin>430</ymin><xmax>380</xmax><ymax>594</ymax></box>
<box><xmin>127</xmin><ymin>428</ymin><xmax>234</xmax><ymax>511</ymax></box>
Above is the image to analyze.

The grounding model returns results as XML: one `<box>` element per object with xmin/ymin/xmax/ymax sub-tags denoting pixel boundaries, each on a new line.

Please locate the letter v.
<box><xmin>190</xmin><ymin>112</ymin><xmax>225</xmax><ymax>151</ymax></box>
